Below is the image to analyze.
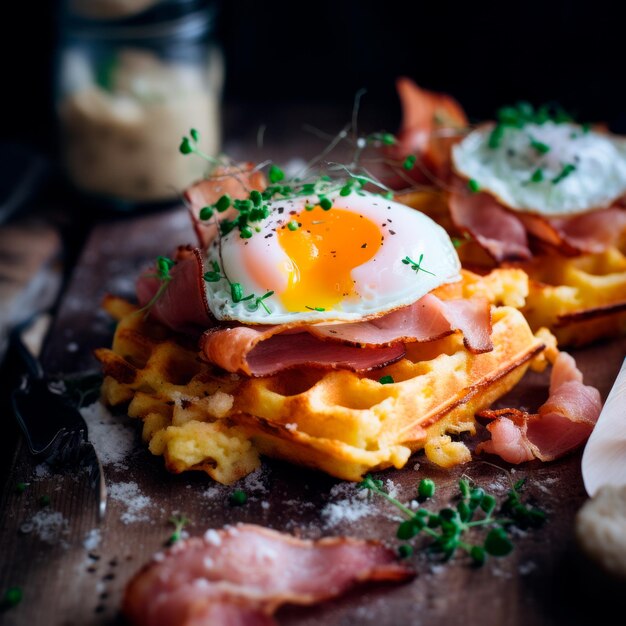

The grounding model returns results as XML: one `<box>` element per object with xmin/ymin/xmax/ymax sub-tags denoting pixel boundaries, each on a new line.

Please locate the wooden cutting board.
<box><xmin>1</xmin><ymin>205</ymin><xmax>625</xmax><ymax>626</ymax></box>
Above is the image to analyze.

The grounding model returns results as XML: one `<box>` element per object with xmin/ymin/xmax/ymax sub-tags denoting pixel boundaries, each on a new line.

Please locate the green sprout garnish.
<box><xmin>1</xmin><ymin>587</ymin><xmax>22</xmax><ymax>609</ymax></box>
<box><xmin>230</xmin><ymin>490</ymin><xmax>247</xmax><ymax>506</ymax></box>
<box><xmin>179</xmin><ymin>129</ymin><xmax>216</xmax><ymax>162</ymax></box>
<box><xmin>467</xmin><ymin>179</ymin><xmax>480</xmax><ymax>193</ymax></box>
<box><xmin>287</xmin><ymin>220</ymin><xmax>299</xmax><ymax>231</ymax></box>
<box><xmin>39</xmin><ymin>495</ymin><xmax>51</xmax><ymax>507</ymax></box>
<box><xmin>552</xmin><ymin>163</ymin><xmax>577</xmax><ymax>184</ymax></box>
<box><xmin>268</xmin><ymin>164</ymin><xmax>285</xmax><ymax>184</ymax></box>
<box><xmin>529</xmin><ymin>137</ymin><xmax>550</xmax><ymax>155</ymax></box>
<box><xmin>15</xmin><ymin>482</ymin><xmax>28</xmax><ymax>494</ymax></box>
<box><xmin>367</xmin><ymin>132</ymin><xmax>397</xmax><ymax>146</ymax></box>
<box><xmin>528</xmin><ymin>168</ymin><xmax>544</xmax><ymax>184</ymax></box>
<box><xmin>305</xmin><ymin>306</ymin><xmax>326</xmax><ymax>312</ymax></box>
<box><xmin>403</xmin><ymin>155</ymin><xmax>417</xmax><ymax>171</ymax></box>
<box><xmin>401</xmin><ymin>254</ymin><xmax>436</xmax><ymax>277</ymax></box>
<box><xmin>139</xmin><ymin>256</ymin><xmax>176</xmax><ymax>316</ymax></box>
<box><xmin>167</xmin><ymin>515</ymin><xmax>189</xmax><ymax>545</ymax></box>
<box><xmin>358</xmin><ymin>475</ymin><xmax>545</xmax><ymax>566</ymax></box>
<box><xmin>379</xmin><ymin>375</ymin><xmax>394</xmax><ymax>385</ymax></box>
<box><xmin>488</xmin><ymin>102</ymin><xmax>575</xmax><ymax>149</ymax></box>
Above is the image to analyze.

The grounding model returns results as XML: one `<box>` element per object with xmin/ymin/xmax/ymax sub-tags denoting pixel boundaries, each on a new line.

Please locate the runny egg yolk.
<box><xmin>276</xmin><ymin>205</ymin><xmax>382</xmax><ymax>312</ymax></box>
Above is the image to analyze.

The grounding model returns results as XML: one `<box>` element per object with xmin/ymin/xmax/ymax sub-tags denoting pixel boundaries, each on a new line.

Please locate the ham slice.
<box><xmin>477</xmin><ymin>352</ymin><xmax>602</xmax><ymax>463</ymax></box>
<box><xmin>201</xmin><ymin>294</ymin><xmax>492</xmax><ymax>376</ymax></box>
<box><xmin>449</xmin><ymin>190</ymin><xmax>626</xmax><ymax>260</ymax></box>
<box><xmin>123</xmin><ymin>524</ymin><xmax>414</xmax><ymax>626</ymax></box>
<box><xmin>184</xmin><ymin>164</ymin><xmax>267</xmax><ymax>249</ymax></box>
<box><xmin>309</xmin><ymin>294</ymin><xmax>492</xmax><ymax>354</ymax></box>
<box><xmin>449</xmin><ymin>192</ymin><xmax>532</xmax><ymax>262</ymax></box>
<box><xmin>202</xmin><ymin>326</ymin><xmax>406</xmax><ymax>377</ymax></box>
<box><xmin>136</xmin><ymin>248</ymin><xmax>212</xmax><ymax>334</ymax></box>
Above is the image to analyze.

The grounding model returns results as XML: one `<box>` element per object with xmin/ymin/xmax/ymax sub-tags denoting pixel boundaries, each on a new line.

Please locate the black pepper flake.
<box><xmin>389</xmin><ymin>230</ymin><xmax>396</xmax><ymax>235</ymax></box>
<box><xmin>264</xmin><ymin>233</ymin><xmax>273</xmax><ymax>238</ymax></box>
<box><xmin>289</xmin><ymin>210</ymin><xmax>296</xmax><ymax>215</ymax></box>
<box><xmin>388</xmin><ymin>218</ymin><xmax>393</xmax><ymax>222</ymax></box>
<box><xmin>277</xmin><ymin>207</ymin><xmax>284</xmax><ymax>214</ymax></box>
<box><xmin>361</xmin><ymin>243</ymin><xmax>367</xmax><ymax>248</ymax></box>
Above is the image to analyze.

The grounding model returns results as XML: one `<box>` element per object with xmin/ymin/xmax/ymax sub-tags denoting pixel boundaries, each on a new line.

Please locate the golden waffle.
<box><xmin>398</xmin><ymin>190</ymin><xmax>626</xmax><ymax>346</ymax></box>
<box><xmin>96</xmin><ymin>274</ymin><xmax>545</xmax><ymax>484</ymax></box>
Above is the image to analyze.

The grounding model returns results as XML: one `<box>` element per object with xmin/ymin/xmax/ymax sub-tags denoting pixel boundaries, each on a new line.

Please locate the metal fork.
<box><xmin>9</xmin><ymin>323</ymin><xmax>107</xmax><ymax>520</ymax></box>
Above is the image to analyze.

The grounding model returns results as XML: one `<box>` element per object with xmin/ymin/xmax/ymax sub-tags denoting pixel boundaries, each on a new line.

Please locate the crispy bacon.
<box><xmin>184</xmin><ymin>164</ymin><xmax>266</xmax><ymax>249</ymax></box>
<box><xmin>477</xmin><ymin>352</ymin><xmax>602</xmax><ymax>463</ymax></box>
<box><xmin>123</xmin><ymin>524</ymin><xmax>414</xmax><ymax>626</ymax></box>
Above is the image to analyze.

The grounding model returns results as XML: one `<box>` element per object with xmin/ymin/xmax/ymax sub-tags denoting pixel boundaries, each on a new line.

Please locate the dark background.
<box><xmin>1</xmin><ymin>0</ymin><xmax>625</xmax><ymax>155</ymax></box>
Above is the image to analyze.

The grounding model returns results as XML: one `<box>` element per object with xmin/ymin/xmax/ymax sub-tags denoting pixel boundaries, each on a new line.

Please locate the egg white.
<box><xmin>204</xmin><ymin>192</ymin><xmax>461</xmax><ymax>325</ymax></box>
<box><xmin>452</xmin><ymin>122</ymin><xmax>626</xmax><ymax>216</ymax></box>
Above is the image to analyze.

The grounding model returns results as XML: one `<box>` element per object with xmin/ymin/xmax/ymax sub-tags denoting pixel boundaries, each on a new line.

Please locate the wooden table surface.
<box><xmin>2</xmin><ymin>120</ymin><xmax>626</xmax><ymax>626</ymax></box>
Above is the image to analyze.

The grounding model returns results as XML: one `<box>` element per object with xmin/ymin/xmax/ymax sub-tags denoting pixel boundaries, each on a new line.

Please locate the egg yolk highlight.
<box><xmin>276</xmin><ymin>205</ymin><xmax>382</xmax><ymax>312</ymax></box>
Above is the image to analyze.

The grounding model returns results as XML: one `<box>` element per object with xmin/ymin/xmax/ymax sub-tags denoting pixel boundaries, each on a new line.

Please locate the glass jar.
<box><xmin>56</xmin><ymin>0</ymin><xmax>223</xmax><ymax>207</ymax></box>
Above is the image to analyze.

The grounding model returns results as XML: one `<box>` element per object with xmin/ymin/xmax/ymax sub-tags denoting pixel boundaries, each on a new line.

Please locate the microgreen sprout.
<box><xmin>552</xmin><ymin>163</ymin><xmax>577</xmax><ymax>185</ymax></box>
<box><xmin>488</xmin><ymin>102</ymin><xmax>575</xmax><ymax>149</ymax></box>
<box><xmin>167</xmin><ymin>514</ymin><xmax>189</xmax><ymax>545</ymax></box>
<box><xmin>528</xmin><ymin>168</ymin><xmax>544</xmax><ymax>184</ymax></box>
<box><xmin>1</xmin><ymin>587</ymin><xmax>22</xmax><ymax>609</ymax></box>
<box><xmin>305</xmin><ymin>306</ymin><xmax>326</xmax><ymax>312</ymax></box>
<box><xmin>403</xmin><ymin>155</ymin><xmax>417</xmax><ymax>171</ymax></box>
<box><xmin>139</xmin><ymin>256</ymin><xmax>176</xmax><ymax>316</ymax></box>
<box><xmin>358</xmin><ymin>474</ymin><xmax>545</xmax><ymax>566</ymax></box>
<box><xmin>39</xmin><ymin>495</ymin><xmax>51</xmax><ymax>507</ymax></box>
<box><xmin>529</xmin><ymin>137</ymin><xmax>550</xmax><ymax>155</ymax></box>
<box><xmin>230</xmin><ymin>490</ymin><xmax>247</xmax><ymax>506</ymax></box>
<box><xmin>379</xmin><ymin>375</ymin><xmax>394</xmax><ymax>385</ymax></box>
<box><xmin>467</xmin><ymin>179</ymin><xmax>480</xmax><ymax>193</ymax></box>
<box><xmin>15</xmin><ymin>482</ymin><xmax>28</xmax><ymax>494</ymax></box>
<box><xmin>179</xmin><ymin>128</ymin><xmax>217</xmax><ymax>163</ymax></box>
<box><xmin>401</xmin><ymin>254</ymin><xmax>436</xmax><ymax>277</ymax></box>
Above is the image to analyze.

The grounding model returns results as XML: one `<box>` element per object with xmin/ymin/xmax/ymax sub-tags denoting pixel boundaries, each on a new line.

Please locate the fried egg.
<box><xmin>205</xmin><ymin>192</ymin><xmax>461</xmax><ymax>324</ymax></box>
<box><xmin>452</xmin><ymin>122</ymin><xmax>626</xmax><ymax>216</ymax></box>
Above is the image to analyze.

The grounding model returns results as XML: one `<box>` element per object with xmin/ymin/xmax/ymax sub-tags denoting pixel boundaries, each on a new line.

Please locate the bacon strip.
<box><xmin>393</xmin><ymin>77</ymin><xmax>468</xmax><ymax>180</ymax></box>
<box><xmin>477</xmin><ymin>352</ymin><xmax>602</xmax><ymax>463</ymax></box>
<box><xmin>449</xmin><ymin>192</ymin><xmax>532</xmax><ymax>262</ymax></box>
<box><xmin>184</xmin><ymin>164</ymin><xmax>266</xmax><ymax>249</ymax></box>
<box><xmin>123</xmin><ymin>524</ymin><xmax>414</xmax><ymax>626</ymax></box>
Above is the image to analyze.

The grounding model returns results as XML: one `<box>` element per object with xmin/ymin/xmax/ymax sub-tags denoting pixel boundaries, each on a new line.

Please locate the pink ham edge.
<box><xmin>450</xmin><ymin>189</ymin><xmax>626</xmax><ymax>259</ymax></box>
<box><xmin>449</xmin><ymin>192</ymin><xmax>532</xmax><ymax>262</ymax></box>
<box><xmin>122</xmin><ymin>524</ymin><xmax>414</xmax><ymax>626</ymax></box>
<box><xmin>477</xmin><ymin>352</ymin><xmax>602</xmax><ymax>463</ymax></box>
<box><xmin>201</xmin><ymin>326</ymin><xmax>406</xmax><ymax>377</ymax></box>
<box><xmin>310</xmin><ymin>293</ymin><xmax>493</xmax><ymax>354</ymax></box>
<box><xmin>136</xmin><ymin>247</ymin><xmax>213</xmax><ymax>334</ymax></box>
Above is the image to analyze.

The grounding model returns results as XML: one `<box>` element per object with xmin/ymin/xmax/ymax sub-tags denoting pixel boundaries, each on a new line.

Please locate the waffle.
<box><xmin>96</xmin><ymin>274</ymin><xmax>545</xmax><ymax>484</ymax></box>
<box><xmin>398</xmin><ymin>190</ymin><xmax>626</xmax><ymax>346</ymax></box>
